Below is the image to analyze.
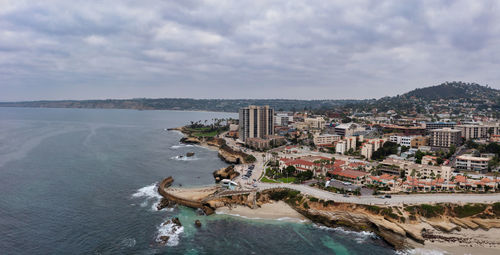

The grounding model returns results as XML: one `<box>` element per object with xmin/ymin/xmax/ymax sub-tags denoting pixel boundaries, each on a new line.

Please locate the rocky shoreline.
<box><xmin>169</xmin><ymin>127</ymin><xmax>252</xmax><ymax>164</ymax></box>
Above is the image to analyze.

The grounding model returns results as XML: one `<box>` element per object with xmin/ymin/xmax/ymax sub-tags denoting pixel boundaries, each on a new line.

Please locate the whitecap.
<box><xmin>156</xmin><ymin>220</ymin><xmax>184</xmax><ymax>247</ymax></box>
<box><xmin>170</xmin><ymin>144</ymin><xmax>194</xmax><ymax>149</ymax></box>
<box><xmin>170</xmin><ymin>155</ymin><xmax>199</xmax><ymax>161</ymax></box>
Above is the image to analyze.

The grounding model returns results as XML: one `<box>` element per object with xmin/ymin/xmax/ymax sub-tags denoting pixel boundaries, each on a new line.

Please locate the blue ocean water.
<box><xmin>0</xmin><ymin>107</ymin><xmax>395</xmax><ymax>254</ymax></box>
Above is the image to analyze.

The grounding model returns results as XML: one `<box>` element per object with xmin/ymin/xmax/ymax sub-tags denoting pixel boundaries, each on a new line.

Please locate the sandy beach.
<box><xmin>409</xmin><ymin>227</ymin><xmax>500</xmax><ymax>255</ymax></box>
<box><xmin>216</xmin><ymin>201</ymin><xmax>308</xmax><ymax>222</ymax></box>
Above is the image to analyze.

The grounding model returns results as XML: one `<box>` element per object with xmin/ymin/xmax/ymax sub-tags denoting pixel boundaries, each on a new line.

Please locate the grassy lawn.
<box><xmin>192</xmin><ymin>130</ymin><xmax>218</xmax><ymax>137</ymax></box>
<box><xmin>261</xmin><ymin>177</ymin><xmax>296</xmax><ymax>183</ymax></box>
<box><xmin>260</xmin><ymin>177</ymin><xmax>279</xmax><ymax>183</ymax></box>
<box><xmin>277</xmin><ymin>177</ymin><xmax>296</xmax><ymax>183</ymax></box>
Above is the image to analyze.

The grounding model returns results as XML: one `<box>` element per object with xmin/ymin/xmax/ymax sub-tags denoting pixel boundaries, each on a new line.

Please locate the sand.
<box><xmin>167</xmin><ymin>187</ymin><xmax>218</xmax><ymax>201</ymax></box>
<box><xmin>411</xmin><ymin>227</ymin><xmax>500</xmax><ymax>255</ymax></box>
<box><xmin>216</xmin><ymin>201</ymin><xmax>308</xmax><ymax>222</ymax></box>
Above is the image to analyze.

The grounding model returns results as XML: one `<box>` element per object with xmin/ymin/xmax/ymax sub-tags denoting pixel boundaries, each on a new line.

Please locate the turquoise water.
<box><xmin>0</xmin><ymin>107</ymin><xmax>395</xmax><ymax>254</ymax></box>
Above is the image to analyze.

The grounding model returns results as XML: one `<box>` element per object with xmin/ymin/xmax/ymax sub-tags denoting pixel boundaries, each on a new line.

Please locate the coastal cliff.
<box><xmin>269</xmin><ymin>188</ymin><xmax>500</xmax><ymax>250</ymax></box>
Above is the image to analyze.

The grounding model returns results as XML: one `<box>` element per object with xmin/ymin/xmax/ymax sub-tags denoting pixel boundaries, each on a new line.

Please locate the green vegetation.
<box><xmin>405</xmin><ymin>204</ymin><xmax>444</xmax><ymax>218</ymax></box>
<box><xmin>303</xmin><ymin>202</ymin><xmax>309</xmax><ymax>209</ymax></box>
<box><xmin>245</xmin><ymin>155</ymin><xmax>256</xmax><ymax>163</ymax></box>
<box><xmin>453</xmin><ymin>204</ymin><xmax>487</xmax><ymax>218</ymax></box>
<box><xmin>260</xmin><ymin>177</ymin><xmax>279</xmax><ymax>183</ymax></box>
<box><xmin>277</xmin><ymin>177</ymin><xmax>296</xmax><ymax>183</ymax></box>
<box><xmin>493</xmin><ymin>202</ymin><xmax>500</xmax><ymax>216</ymax></box>
<box><xmin>309</xmin><ymin>197</ymin><xmax>319</xmax><ymax>202</ymax></box>
<box><xmin>371</xmin><ymin>141</ymin><xmax>399</xmax><ymax>160</ymax></box>
<box><xmin>268</xmin><ymin>189</ymin><xmax>301</xmax><ymax>201</ymax></box>
<box><xmin>366</xmin><ymin>205</ymin><xmax>382</xmax><ymax>214</ymax></box>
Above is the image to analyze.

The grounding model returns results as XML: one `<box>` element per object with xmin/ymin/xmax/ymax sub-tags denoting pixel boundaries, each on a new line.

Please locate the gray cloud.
<box><xmin>1</xmin><ymin>0</ymin><xmax>500</xmax><ymax>101</ymax></box>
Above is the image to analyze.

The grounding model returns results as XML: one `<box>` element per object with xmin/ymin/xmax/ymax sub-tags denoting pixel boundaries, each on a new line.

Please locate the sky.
<box><xmin>1</xmin><ymin>0</ymin><xmax>500</xmax><ymax>101</ymax></box>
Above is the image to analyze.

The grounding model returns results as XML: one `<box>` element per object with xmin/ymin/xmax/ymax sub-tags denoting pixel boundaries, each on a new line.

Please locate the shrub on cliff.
<box><xmin>245</xmin><ymin>155</ymin><xmax>256</xmax><ymax>163</ymax></box>
<box><xmin>453</xmin><ymin>204</ymin><xmax>487</xmax><ymax>218</ymax></box>
<box><xmin>493</xmin><ymin>202</ymin><xmax>500</xmax><ymax>216</ymax></box>
<box><xmin>405</xmin><ymin>204</ymin><xmax>444</xmax><ymax>218</ymax></box>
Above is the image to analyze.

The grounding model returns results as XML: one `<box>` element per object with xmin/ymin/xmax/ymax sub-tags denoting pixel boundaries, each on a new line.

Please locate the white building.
<box><xmin>305</xmin><ymin>117</ymin><xmax>326</xmax><ymax>130</ymax></box>
<box><xmin>274</xmin><ymin>113</ymin><xmax>293</xmax><ymax>126</ymax></box>
<box><xmin>389</xmin><ymin>135</ymin><xmax>412</xmax><ymax>147</ymax></box>
<box><xmin>334</xmin><ymin>123</ymin><xmax>365</xmax><ymax>137</ymax></box>
<box><xmin>455</xmin><ymin>154</ymin><xmax>492</xmax><ymax>173</ymax></box>
<box><xmin>313</xmin><ymin>134</ymin><xmax>341</xmax><ymax>146</ymax></box>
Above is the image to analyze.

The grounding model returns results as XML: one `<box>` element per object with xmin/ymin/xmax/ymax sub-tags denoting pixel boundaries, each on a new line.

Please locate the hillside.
<box><xmin>404</xmin><ymin>82</ymin><xmax>500</xmax><ymax>101</ymax></box>
<box><xmin>0</xmin><ymin>98</ymin><xmax>363</xmax><ymax>112</ymax></box>
<box><xmin>346</xmin><ymin>81</ymin><xmax>500</xmax><ymax>116</ymax></box>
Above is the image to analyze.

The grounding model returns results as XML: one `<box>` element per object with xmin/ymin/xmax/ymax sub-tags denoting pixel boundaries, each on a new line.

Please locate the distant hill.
<box><xmin>0</xmin><ymin>98</ymin><xmax>364</xmax><ymax>112</ymax></box>
<box><xmin>403</xmin><ymin>82</ymin><xmax>500</xmax><ymax>101</ymax></box>
<box><xmin>347</xmin><ymin>81</ymin><xmax>500</xmax><ymax>115</ymax></box>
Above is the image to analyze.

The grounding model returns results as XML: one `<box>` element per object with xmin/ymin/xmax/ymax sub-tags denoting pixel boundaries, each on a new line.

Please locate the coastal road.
<box><xmin>256</xmin><ymin>182</ymin><xmax>500</xmax><ymax>205</ymax></box>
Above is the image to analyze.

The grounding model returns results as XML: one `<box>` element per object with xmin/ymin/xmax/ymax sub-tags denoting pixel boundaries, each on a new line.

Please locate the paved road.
<box><xmin>256</xmin><ymin>182</ymin><xmax>500</xmax><ymax>205</ymax></box>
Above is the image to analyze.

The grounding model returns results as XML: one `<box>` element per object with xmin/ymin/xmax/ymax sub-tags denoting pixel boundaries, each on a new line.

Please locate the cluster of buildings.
<box><xmin>233</xmin><ymin>104</ymin><xmax>500</xmax><ymax>194</ymax></box>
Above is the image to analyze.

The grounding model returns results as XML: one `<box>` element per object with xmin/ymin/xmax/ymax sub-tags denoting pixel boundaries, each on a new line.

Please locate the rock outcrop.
<box><xmin>213</xmin><ymin>165</ymin><xmax>239</xmax><ymax>182</ymax></box>
<box><xmin>194</xmin><ymin>220</ymin><xmax>202</xmax><ymax>227</ymax></box>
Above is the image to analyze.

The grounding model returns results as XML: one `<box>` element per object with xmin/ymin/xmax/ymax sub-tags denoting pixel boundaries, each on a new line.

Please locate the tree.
<box><xmin>284</xmin><ymin>166</ymin><xmax>296</xmax><ymax>176</ymax></box>
<box><xmin>436</xmin><ymin>157</ymin><xmax>444</xmax><ymax>165</ymax></box>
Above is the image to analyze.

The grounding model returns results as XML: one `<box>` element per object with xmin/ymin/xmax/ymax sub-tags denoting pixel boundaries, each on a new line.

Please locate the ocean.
<box><xmin>0</xmin><ymin>107</ymin><xmax>395</xmax><ymax>254</ymax></box>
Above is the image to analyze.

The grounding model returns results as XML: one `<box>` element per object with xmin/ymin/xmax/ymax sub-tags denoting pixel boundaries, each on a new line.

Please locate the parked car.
<box><xmin>379</xmin><ymin>196</ymin><xmax>385</xmax><ymax>199</ymax></box>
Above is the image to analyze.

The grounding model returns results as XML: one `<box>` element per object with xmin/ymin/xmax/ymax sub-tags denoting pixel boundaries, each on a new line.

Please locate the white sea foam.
<box><xmin>170</xmin><ymin>155</ymin><xmax>199</xmax><ymax>161</ymax></box>
<box><xmin>313</xmin><ymin>224</ymin><xmax>377</xmax><ymax>243</ymax></box>
<box><xmin>396</xmin><ymin>248</ymin><xmax>448</xmax><ymax>255</ymax></box>
<box><xmin>132</xmin><ymin>183</ymin><xmax>162</xmax><ymax>211</ymax></box>
<box><xmin>171</xmin><ymin>144</ymin><xmax>194</xmax><ymax>149</ymax></box>
<box><xmin>120</xmin><ymin>238</ymin><xmax>136</xmax><ymax>248</ymax></box>
<box><xmin>156</xmin><ymin>221</ymin><xmax>184</xmax><ymax>247</ymax></box>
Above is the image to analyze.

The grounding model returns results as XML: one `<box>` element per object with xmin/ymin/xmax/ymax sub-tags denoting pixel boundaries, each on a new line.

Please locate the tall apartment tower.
<box><xmin>239</xmin><ymin>105</ymin><xmax>274</xmax><ymax>141</ymax></box>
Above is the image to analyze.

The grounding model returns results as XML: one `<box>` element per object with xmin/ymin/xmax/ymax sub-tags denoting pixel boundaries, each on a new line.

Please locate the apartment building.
<box><xmin>455</xmin><ymin>154</ymin><xmax>492</xmax><ymax>173</ymax></box>
<box><xmin>239</xmin><ymin>105</ymin><xmax>274</xmax><ymax>142</ymax></box>
<box><xmin>305</xmin><ymin>117</ymin><xmax>326</xmax><ymax>130</ymax></box>
<box><xmin>274</xmin><ymin>113</ymin><xmax>293</xmax><ymax>126</ymax></box>
<box><xmin>361</xmin><ymin>139</ymin><xmax>385</xmax><ymax>160</ymax></box>
<box><xmin>335</xmin><ymin>123</ymin><xmax>364</xmax><ymax>137</ymax></box>
<box><xmin>313</xmin><ymin>134</ymin><xmax>341</xmax><ymax>146</ymax></box>
<box><xmin>429</xmin><ymin>128</ymin><xmax>461</xmax><ymax>148</ymax></box>
<box><xmin>425</xmin><ymin>122</ymin><xmax>456</xmax><ymax>131</ymax></box>
<box><xmin>389</xmin><ymin>135</ymin><xmax>412</xmax><ymax>147</ymax></box>
<box><xmin>458</xmin><ymin>123</ymin><xmax>500</xmax><ymax>140</ymax></box>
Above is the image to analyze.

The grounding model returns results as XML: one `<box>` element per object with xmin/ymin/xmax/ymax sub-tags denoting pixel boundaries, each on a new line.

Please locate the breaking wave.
<box><xmin>131</xmin><ymin>183</ymin><xmax>162</xmax><ymax>211</ymax></box>
<box><xmin>156</xmin><ymin>220</ymin><xmax>184</xmax><ymax>247</ymax></box>
<box><xmin>313</xmin><ymin>224</ymin><xmax>377</xmax><ymax>243</ymax></box>
<box><xmin>170</xmin><ymin>155</ymin><xmax>199</xmax><ymax>161</ymax></box>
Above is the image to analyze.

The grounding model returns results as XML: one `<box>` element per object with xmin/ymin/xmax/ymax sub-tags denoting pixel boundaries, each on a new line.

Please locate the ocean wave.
<box><xmin>313</xmin><ymin>224</ymin><xmax>377</xmax><ymax>243</ymax></box>
<box><xmin>131</xmin><ymin>183</ymin><xmax>162</xmax><ymax>211</ymax></box>
<box><xmin>170</xmin><ymin>155</ymin><xmax>199</xmax><ymax>161</ymax></box>
<box><xmin>170</xmin><ymin>144</ymin><xmax>194</xmax><ymax>149</ymax></box>
<box><xmin>156</xmin><ymin>220</ymin><xmax>184</xmax><ymax>247</ymax></box>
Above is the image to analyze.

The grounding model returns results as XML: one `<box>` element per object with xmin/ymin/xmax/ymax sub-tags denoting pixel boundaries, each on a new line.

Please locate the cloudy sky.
<box><xmin>1</xmin><ymin>0</ymin><xmax>500</xmax><ymax>101</ymax></box>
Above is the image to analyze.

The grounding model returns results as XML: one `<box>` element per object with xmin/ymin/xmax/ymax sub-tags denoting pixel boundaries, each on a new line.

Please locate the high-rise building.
<box><xmin>239</xmin><ymin>105</ymin><xmax>274</xmax><ymax>142</ymax></box>
<box><xmin>429</xmin><ymin>128</ymin><xmax>461</xmax><ymax>148</ymax></box>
